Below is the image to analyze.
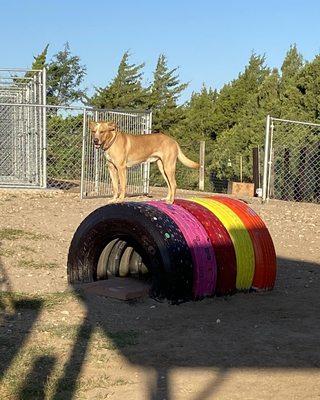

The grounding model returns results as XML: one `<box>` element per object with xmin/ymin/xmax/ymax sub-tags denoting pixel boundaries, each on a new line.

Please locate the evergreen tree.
<box><xmin>181</xmin><ymin>85</ymin><xmax>218</xmax><ymax>139</ymax></box>
<box><xmin>31</xmin><ymin>44</ymin><xmax>49</xmax><ymax>70</ymax></box>
<box><xmin>168</xmin><ymin>85</ymin><xmax>217</xmax><ymax>189</ymax></box>
<box><xmin>295</xmin><ymin>54</ymin><xmax>320</xmax><ymax>122</ymax></box>
<box><xmin>90</xmin><ymin>51</ymin><xmax>147</xmax><ymax>109</ymax></box>
<box><xmin>46</xmin><ymin>42</ymin><xmax>86</xmax><ymax>105</ymax></box>
<box><xmin>24</xmin><ymin>44</ymin><xmax>48</xmax><ymax>81</ymax></box>
<box><xmin>149</xmin><ymin>54</ymin><xmax>188</xmax><ymax>131</ymax></box>
<box><xmin>207</xmin><ymin>54</ymin><xmax>275</xmax><ymax>187</ymax></box>
<box><xmin>279</xmin><ymin>44</ymin><xmax>305</xmax><ymax>119</ymax></box>
<box><xmin>211</xmin><ymin>53</ymin><xmax>270</xmax><ymax>135</ymax></box>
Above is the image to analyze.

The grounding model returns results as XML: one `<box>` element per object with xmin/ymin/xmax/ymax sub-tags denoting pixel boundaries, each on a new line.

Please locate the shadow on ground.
<box><xmin>1</xmin><ymin>255</ymin><xmax>319</xmax><ymax>399</ymax></box>
<box><xmin>56</xmin><ymin>256</ymin><xmax>320</xmax><ymax>399</ymax></box>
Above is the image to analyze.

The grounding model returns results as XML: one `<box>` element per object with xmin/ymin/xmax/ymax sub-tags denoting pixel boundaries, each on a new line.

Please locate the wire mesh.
<box><xmin>0</xmin><ymin>102</ymin><xmax>152</xmax><ymax>193</ymax></box>
<box><xmin>265</xmin><ymin>117</ymin><xmax>320</xmax><ymax>203</ymax></box>
<box><xmin>81</xmin><ymin>109</ymin><xmax>152</xmax><ymax>198</ymax></box>
<box><xmin>0</xmin><ymin>103</ymin><xmax>44</xmax><ymax>187</ymax></box>
<box><xmin>0</xmin><ymin>68</ymin><xmax>152</xmax><ymax>195</ymax></box>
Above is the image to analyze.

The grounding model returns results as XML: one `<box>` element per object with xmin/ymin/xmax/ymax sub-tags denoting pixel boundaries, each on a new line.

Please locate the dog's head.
<box><xmin>89</xmin><ymin>121</ymin><xmax>117</xmax><ymax>149</ymax></box>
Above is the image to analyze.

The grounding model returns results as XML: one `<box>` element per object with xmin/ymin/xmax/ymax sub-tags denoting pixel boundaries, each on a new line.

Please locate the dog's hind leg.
<box><xmin>118</xmin><ymin>165</ymin><xmax>127</xmax><ymax>201</ymax></box>
<box><xmin>162</xmin><ymin>159</ymin><xmax>177</xmax><ymax>204</ymax></box>
<box><xmin>108</xmin><ymin>163</ymin><xmax>119</xmax><ymax>202</ymax></box>
<box><xmin>156</xmin><ymin>159</ymin><xmax>172</xmax><ymax>201</ymax></box>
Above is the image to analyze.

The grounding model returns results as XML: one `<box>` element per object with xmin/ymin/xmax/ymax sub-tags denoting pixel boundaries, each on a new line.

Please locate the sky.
<box><xmin>1</xmin><ymin>0</ymin><xmax>320</xmax><ymax>102</ymax></box>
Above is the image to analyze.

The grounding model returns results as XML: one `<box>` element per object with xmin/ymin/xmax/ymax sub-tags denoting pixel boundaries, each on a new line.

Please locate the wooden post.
<box><xmin>252</xmin><ymin>147</ymin><xmax>260</xmax><ymax>196</ymax></box>
<box><xmin>199</xmin><ymin>140</ymin><xmax>205</xmax><ymax>191</ymax></box>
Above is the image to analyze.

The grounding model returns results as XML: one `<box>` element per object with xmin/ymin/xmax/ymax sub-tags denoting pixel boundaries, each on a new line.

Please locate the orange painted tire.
<box><xmin>211</xmin><ymin>196</ymin><xmax>276</xmax><ymax>290</ymax></box>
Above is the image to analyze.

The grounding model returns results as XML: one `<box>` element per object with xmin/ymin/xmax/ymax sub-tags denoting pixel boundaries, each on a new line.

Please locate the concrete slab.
<box><xmin>81</xmin><ymin>277</ymin><xmax>150</xmax><ymax>300</ymax></box>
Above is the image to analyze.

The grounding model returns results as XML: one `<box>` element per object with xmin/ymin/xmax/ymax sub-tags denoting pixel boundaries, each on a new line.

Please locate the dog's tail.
<box><xmin>177</xmin><ymin>146</ymin><xmax>200</xmax><ymax>169</ymax></box>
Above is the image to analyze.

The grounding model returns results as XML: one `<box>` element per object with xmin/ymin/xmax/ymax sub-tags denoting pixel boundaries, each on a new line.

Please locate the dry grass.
<box><xmin>0</xmin><ymin>228</ymin><xmax>49</xmax><ymax>241</ymax></box>
<box><xmin>18</xmin><ymin>259</ymin><xmax>59</xmax><ymax>270</ymax></box>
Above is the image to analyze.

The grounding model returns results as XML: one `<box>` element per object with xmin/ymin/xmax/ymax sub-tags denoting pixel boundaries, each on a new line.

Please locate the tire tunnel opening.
<box><xmin>96</xmin><ymin>236</ymin><xmax>150</xmax><ymax>283</ymax></box>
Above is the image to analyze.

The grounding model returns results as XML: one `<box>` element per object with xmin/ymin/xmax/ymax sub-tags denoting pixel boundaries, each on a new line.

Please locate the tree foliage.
<box><xmin>148</xmin><ymin>54</ymin><xmax>188</xmax><ymax>131</ymax></box>
<box><xmin>29</xmin><ymin>43</ymin><xmax>320</xmax><ymax>191</ymax></box>
<box><xmin>46</xmin><ymin>42</ymin><xmax>86</xmax><ymax>105</ymax></box>
<box><xmin>90</xmin><ymin>51</ymin><xmax>147</xmax><ymax>109</ymax></box>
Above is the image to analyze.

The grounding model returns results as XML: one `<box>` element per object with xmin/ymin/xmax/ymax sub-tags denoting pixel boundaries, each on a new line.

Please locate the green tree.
<box><xmin>211</xmin><ymin>53</ymin><xmax>270</xmax><ymax>135</ymax></box>
<box><xmin>170</xmin><ymin>86</ymin><xmax>217</xmax><ymax>188</ymax></box>
<box><xmin>208</xmin><ymin>55</ymin><xmax>276</xmax><ymax>188</ymax></box>
<box><xmin>279</xmin><ymin>44</ymin><xmax>305</xmax><ymax>119</ymax></box>
<box><xmin>295</xmin><ymin>54</ymin><xmax>320</xmax><ymax>122</ymax></box>
<box><xmin>90</xmin><ymin>51</ymin><xmax>147</xmax><ymax>109</ymax></box>
<box><xmin>22</xmin><ymin>44</ymin><xmax>48</xmax><ymax>83</ymax></box>
<box><xmin>47</xmin><ymin>42</ymin><xmax>86</xmax><ymax>105</ymax></box>
<box><xmin>149</xmin><ymin>54</ymin><xmax>188</xmax><ymax>131</ymax></box>
<box><xmin>31</xmin><ymin>44</ymin><xmax>49</xmax><ymax>71</ymax></box>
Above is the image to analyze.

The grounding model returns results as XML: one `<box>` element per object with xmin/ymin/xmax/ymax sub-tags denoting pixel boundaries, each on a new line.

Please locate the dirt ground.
<box><xmin>0</xmin><ymin>187</ymin><xmax>320</xmax><ymax>400</ymax></box>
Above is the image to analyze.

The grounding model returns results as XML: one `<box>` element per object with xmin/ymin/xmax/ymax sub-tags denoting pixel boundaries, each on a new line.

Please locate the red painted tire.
<box><xmin>148</xmin><ymin>201</ymin><xmax>217</xmax><ymax>298</ymax></box>
<box><xmin>211</xmin><ymin>196</ymin><xmax>276</xmax><ymax>290</ymax></box>
<box><xmin>175</xmin><ymin>199</ymin><xmax>237</xmax><ymax>295</ymax></box>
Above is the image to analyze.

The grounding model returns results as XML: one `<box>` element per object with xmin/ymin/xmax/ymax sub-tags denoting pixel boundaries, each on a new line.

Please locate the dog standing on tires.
<box><xmin>89</xmin><ymin>121</ymin><xmax>199</xmax><ymax>203</ymax></box>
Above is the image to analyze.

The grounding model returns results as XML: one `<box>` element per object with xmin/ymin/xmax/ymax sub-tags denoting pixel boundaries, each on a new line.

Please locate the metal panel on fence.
<box><xmin>262</xmin><ymin>116</ymin><xmax>320</xmax><ymax>204</ymax></box>
<box><xmin>0</xmin><ymin>103</ymin><xmax>44</xmax><ymax>187</ymax></box>
<box><xmin>0</xmin><ymin>68</ymin><xmax>45</xmax><ymax>188</ymax></box>
<box><xmin>81</xmin><ymin>109</ymin><xmax>152</xmax><ymax>198</ymax></box>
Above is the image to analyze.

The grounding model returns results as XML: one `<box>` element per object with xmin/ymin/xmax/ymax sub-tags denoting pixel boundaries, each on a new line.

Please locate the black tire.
<box><xmin>107</xmin><ymin>239</ymin><xmax>128</xmax><ymax>276</ymax></box>
<box><xmin>119</xmin><ymin>246</ymin><xmax>134</xmax><ymax>277</ymax></box>
<box><xmin>67</xmin><ymin>202</ymin><xmax>193</xmax><ymax>302</ymax></box>
<box><xmin>96</xmin><ymin>238</ymin><xmax>119</xmax><ymax>280</ymax></box>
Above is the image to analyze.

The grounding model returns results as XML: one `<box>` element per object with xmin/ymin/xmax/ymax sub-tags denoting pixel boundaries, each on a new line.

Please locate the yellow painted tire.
<box><xmin>192</xmin><ymin>198</ymin><xmax>255</xmax><ymax>290</ymax></box>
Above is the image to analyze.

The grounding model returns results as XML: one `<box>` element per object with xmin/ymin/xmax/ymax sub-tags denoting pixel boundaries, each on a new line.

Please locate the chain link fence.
<box><xmin>0</xmin><ymin>67</ymin><xmax>152</xmax><ymax>196</ymax></box>
<box><xmin>263</xmin><ymin>116</ymin><xmax>320</xmax><ymax>203</ymax></box>
<box><xmin>0</xmin><ymin>102</ymin><xmax>152</xmax><ymax>194</ymax></box>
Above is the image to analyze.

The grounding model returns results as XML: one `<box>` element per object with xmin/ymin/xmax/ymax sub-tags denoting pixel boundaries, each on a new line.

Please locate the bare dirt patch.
<box><xmin>0</xmin><ymin>188</ymin><xmax>319</xmax><ymax>400</ymax></box>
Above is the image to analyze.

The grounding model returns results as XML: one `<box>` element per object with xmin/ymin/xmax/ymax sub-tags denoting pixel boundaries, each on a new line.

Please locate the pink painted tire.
<box><xmin>147</xmin><ymin>201</ymin><xmax>217</xmax><ymax>298</ymax></box>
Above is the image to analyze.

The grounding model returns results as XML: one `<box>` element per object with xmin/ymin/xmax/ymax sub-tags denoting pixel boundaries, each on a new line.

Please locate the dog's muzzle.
<box><xmin>93</xmin><ymin>139</ymin><xmax>101</xmax><ymax>149</ymax></box>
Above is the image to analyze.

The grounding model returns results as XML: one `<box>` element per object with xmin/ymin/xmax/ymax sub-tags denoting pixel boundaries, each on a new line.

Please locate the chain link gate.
<box><xmin>262</xmin><ymin>115</ymin><xmax>320</xmax><ymax>203</ymax></box>
<box><xmin>81</xmin><ymin>109</ymin><xmax>152</xmax><ymax>198</ymax></box>
<box><xmin>0</xmin><ymin>68</ymin><xmax>46</xmax><ymax>187</ymax></box>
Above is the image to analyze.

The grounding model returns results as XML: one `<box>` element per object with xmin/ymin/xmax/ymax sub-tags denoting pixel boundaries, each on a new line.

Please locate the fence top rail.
<box><xmin>271</xmin><ymin>116</ymin><xmax>320</xmax><ymax>128</ymax></box>
<box><xmin>0</xmin><ymin>68</ymin><xmax>43</xmax><ymax>72</ymax></box>
<box><xmin>0</xmin><ymin>76</ymin><xmax>36</xmax><ymax>81</ymax></box>
<box><xmin>0</xmin><ymin>101</ymin><xmax>152</xmax><ymax>115</ymax></box>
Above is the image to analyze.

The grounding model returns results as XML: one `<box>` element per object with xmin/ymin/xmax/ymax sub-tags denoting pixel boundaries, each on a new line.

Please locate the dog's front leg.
<box><xmin>117</xmin><ymin>165</ymin><xmax>127</xmax><ymax>201</ymax></box>
<box><xmin>108</xmin><ymin>163</ymin><xmax>119</xmax><ymax>202</ymax></box>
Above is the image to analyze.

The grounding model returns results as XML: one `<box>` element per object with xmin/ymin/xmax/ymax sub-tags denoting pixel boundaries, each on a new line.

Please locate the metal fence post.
<box><xmin>143</xmin><ymin>111</ymin><xmax>152</xmax><ymax>195</ymax></box>
<box><xmin>80</xmin><ymin>108</ymin><xmax>87</xmax><ymax>199</ymax></box>
<box><xmin>94</xmin><ymin>110</ymin><xmax>99</xmax><ymax>194</ymax></box>
<box><xmin>262</xmin><ymin>115</ymin><xmax>271</xmax><ymax>202</ymax></box>
<box><xmin>266</xmin><ymin>119</ymin><xmax>274</xmax><ymax>201</ymax></box>
<box><xmin>41</xmin><ymin>67</ymin><xmax>47</xmax><ymax>188</ymax></box>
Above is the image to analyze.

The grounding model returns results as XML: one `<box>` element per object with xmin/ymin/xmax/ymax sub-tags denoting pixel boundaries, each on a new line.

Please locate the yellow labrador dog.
<box><xmin>89</xmin><ymin>121</ymin><xmax>199</xmax><ymax>203</ymax></box>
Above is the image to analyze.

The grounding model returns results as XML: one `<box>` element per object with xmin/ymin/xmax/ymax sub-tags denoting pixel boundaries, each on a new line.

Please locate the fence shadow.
<box><xmin>52</xmin><ymin>255</ymin><xmax>320</xmax><ymax>399</ymax></box>
<box><xmin>0</xmin><ymin>244</ymin><xmax>44</xmax><ymax>382</ymax></box>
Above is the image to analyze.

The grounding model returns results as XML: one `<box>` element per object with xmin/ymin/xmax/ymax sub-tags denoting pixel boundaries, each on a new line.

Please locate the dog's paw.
<box><xmin>107</xmin><ymin>197</ymin><xmax>119</xmax><ymax>204</ymax></box>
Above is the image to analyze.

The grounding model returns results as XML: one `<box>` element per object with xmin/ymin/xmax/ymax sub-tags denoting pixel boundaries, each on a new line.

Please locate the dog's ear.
<box><xmin>89</xmin><ymin>121</ymin><xmax>97</xmax><ymax>131</ymax></box>
<box><xmin>108</xmin><ymin>122</ymin><xmax>117</xmax><ymax>131</ymax></box>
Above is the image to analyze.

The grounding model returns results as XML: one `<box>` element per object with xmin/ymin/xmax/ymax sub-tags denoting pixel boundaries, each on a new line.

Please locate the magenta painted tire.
<box><xmin>147</xmin><ymin>201</ymin><xmax>217</xmax><ymax>298</ymax></box>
